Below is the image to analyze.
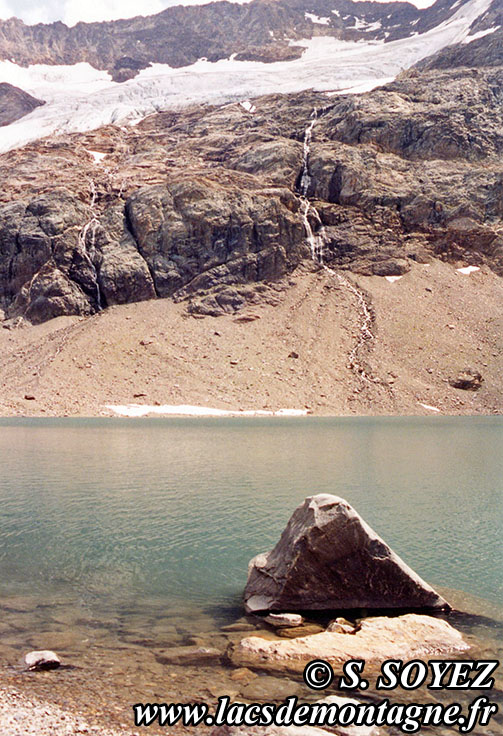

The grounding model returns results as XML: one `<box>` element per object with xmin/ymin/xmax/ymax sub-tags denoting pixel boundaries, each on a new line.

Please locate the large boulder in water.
<box><xmin>244</xmin><ymin>494</ymin><xmax>450</xmax><ymax>613</ymax></box>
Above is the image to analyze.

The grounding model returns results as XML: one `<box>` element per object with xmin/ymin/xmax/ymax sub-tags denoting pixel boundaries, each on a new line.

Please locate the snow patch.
<box><xmin>462</xmin><ymin>25</ymin><xmax>499</xmax><ymax>43</ymax></box>
<box><xmin>385</xmin><ymin>275</ymin><xmax>403</xmax><ymax>282</ymax></box>
<box><xmin>418</xmin><ymin>403</ymin><xmax>441</xmax><ymax>412</ymax></box>
<box><xmin>305</xmin><ymin>12</ymin><xmax>330</xmax><ymax>26</ymax></box>
<box><xmin>240</xmin><ymin>99</ymin><xmax>256</xmax><ymax>113</ymax></box>
<box><xmin>87</xmin><ymin>150</ymin><xmax>107</xmax><ymax>163</ymax></box>
<box><xmin>347</xmin><ymin>18</ymin><xmax>382</xmax><ymax>31</ymax></box>
<box><xmin>457</xmin><ymin>265</ymin><xmax>480</xmax><ymax>274</ymax></box>
<box><xmin>105</xmin><ymin>404</ymin><xmax>308</xmax><ymax>417</ymax></box>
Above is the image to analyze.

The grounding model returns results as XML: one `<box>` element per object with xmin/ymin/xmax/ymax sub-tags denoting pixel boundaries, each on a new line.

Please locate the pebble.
<box><xmin>230</xmin><ymin>667</ymin><xmax>258</xmax><ymax>683</ymax></box>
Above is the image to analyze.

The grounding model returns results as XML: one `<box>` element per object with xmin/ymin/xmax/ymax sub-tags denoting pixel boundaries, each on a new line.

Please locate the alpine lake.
<box><xmin>0</xmin><ymin>416</ymin><xmax>501</xmax><ymax>734</ymax></box>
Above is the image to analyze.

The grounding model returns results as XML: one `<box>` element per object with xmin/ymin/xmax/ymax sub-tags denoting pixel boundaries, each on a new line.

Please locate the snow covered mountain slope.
<box><xmin>0</xmin><ymin>0</ymin><xmax>496</xmax><ymax>152</ymax></box>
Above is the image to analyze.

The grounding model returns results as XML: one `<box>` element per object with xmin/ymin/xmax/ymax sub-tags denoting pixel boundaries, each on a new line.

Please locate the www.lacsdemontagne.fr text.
<box><xmin>133</xmin><ymin>694</ymin><xmax>498</xmax><ymax>733</ymax></box>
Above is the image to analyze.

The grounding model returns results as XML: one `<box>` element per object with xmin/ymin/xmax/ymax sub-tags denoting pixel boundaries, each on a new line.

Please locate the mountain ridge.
<box><xmin>0</xmin><ymin>0</ymin><xmax>489</xmax><ymax>80</ymax></box>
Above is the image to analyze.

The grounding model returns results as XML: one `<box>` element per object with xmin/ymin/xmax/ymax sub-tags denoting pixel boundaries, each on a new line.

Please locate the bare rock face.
<box><xmin>0</xmin><ymin>58</ymin><xmax>501</xmax><ymax>324</ymax></box>
<box><xmin>0</xmin><ymin>83</ymin><xmax>45</xmax><ymax>127</ymax></box>
<box><xmin>232</xmin><ymin>614</ymin><xmax>469</xmax><ymax>675</ymax></box>
<box><xmin>244</xmin><ymin>494</ymin><xmax>449</xmax><ymax>613</ymax></box>
<box><xmin>0</xmin><ymin>0</ymin><xmax>458</xmax><ymax>82</ymax></box>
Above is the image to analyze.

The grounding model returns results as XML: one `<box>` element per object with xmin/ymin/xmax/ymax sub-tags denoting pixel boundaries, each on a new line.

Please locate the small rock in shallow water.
<box><xmin>155</xmin><ymin>645</ymin><xmax>222</xmax><ymax>665</ymax></box>
<box><xmin>277</xmin><ymin>624</ymin><xmax>324</xmax><ymax>639</ymax></box>
<box><xmin>221</xmin><ymin>622</ymin><xmax>256</xmax><ymax>632</ymax></box>
<box><xmin>230</xmin><ymin>667</ymin><xmax>258</xmax><ymax>683</ymax></box>
<box><xmin>265</xmin><ymin>613</ymin><xmax>304</xmax><ymax>628</ymax></box>
<box><xmin>24</xmin><ymin>650</ymin><xmax>61</xmax><ymax>671</ymax></box>
<box><xmin>239</xmin><ymin>675</ymin><xmax>301</xmax><ymax>701</ymax></box>
<box><xmin>326</xmin><ymin>617</ymin><xmax>357</xmax><ymax>634</ymax></box>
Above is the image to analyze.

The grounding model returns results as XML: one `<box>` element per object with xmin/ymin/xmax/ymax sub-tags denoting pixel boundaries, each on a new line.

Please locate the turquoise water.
<box><xmin>0</xmin><ymin>416</ymin><xmax>501</xmax><ymax>610</ymax></box>
<box><xmin>0</xmin><ymin>416</ymin><xmax>502</xmax><ymax>733</ymax></box>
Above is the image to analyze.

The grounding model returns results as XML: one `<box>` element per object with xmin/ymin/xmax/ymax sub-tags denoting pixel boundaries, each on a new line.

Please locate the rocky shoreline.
<box><xmin>0</xmin><ymin>495</ymin><xmax>484</xmax><ymax>736</ymax></box>
<box><xmin>0</xmin><ymin>686</ymin><xmax>139</xmax><ymax>736</ymax></box>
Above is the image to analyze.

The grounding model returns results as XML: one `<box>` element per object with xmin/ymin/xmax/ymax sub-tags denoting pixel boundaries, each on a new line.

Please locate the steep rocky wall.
<box><xmin>0</xmin><ymin>83</ymin><xmax>45</xmax><ymax>126</ymax></box>
<box><xmin>0</xmin><ymin>64</ymin><xmax>501</xmax><ymax>325</ymax></box>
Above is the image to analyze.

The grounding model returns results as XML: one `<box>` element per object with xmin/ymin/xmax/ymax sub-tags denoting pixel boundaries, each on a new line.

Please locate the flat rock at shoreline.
<box><xmin>244</xmin><ymin>494</ymin><xmax>450</xmax><ymax>612</ymax></box>
<box><xmin>24</xmin><ymin>650</ymin><xmax>60</xmax><ymax>671</ymax></box>
<box><xmin>232</xmin><ymin>613</ymin><xmax>469</xmax><ymax>674</ymax></box>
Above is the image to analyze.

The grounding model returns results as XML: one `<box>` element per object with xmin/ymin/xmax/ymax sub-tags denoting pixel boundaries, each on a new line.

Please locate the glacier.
<box><xmin>0</xmin><ymin>0</ymin><xmax>493</xmax><ymax>153</ymax></box>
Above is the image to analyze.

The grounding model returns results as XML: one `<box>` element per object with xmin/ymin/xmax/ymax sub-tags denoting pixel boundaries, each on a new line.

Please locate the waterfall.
<box><xmin>299</xmin><ymin>111</ymin><xmax>325</xmax><ymax>264</ymax></box>
<box><xmin>78</xmin><ymin>179</ymin><xmax>102</xmax><ymax>310</ymax></box>
<box><xmin>298</xmin><ymin>111</ymin><xmax>376</xmax><ymax>382</ymax></box>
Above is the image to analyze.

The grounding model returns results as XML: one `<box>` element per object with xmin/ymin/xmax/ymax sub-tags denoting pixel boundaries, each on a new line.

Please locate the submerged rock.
<box><xmin>265</xmin><ymin>613</ymin><xmax>304</xmax><ymax>628</ymax></box>
<box><xmin>277</xmin><ymin>624</ymin><xmax>324</xmax><ymax>639</ymax></box>
<box><xmin>244</xmin><ymin>494</ymin><xmax>449</xmax><ymax>613</ymax></box>
<box><xmin>156</xmin><ymin>645</ymin><xmax>222</xmax><ymax>665</ymax></box>
<box><xmin>239</xmin><ymin>675</ymin><xmax>302</xmax><ymax>701</ymax></box>
<box><xmin>24</xmin><ymin>650</ymin><xmax>61</xmax><ymax>671</ymax></box>
<box><xmin>232</xmin><ymin>613</ymin><xmax>468</xmax><ymax>674</ymax></box>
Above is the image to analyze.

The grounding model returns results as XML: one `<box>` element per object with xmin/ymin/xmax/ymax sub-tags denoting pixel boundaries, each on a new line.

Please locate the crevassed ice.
<box><xmin>0</xmin><ymin>0</ymin><xmax>493</xmax><ymax>153</ymax></box>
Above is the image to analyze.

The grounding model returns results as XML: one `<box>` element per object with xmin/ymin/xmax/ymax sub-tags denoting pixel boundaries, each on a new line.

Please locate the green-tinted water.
<box><xmin>0</xmin><ymin>417</ymin><xmax>501</xmax><ymax>733</ymax></box>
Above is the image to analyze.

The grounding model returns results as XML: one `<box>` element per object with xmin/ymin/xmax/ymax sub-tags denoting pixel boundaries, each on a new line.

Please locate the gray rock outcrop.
<box><xmin>244</xmin><ymin>494</ymin><xmax>450</xmax><ymax>613</ymax></box>
<box><xmin>0</xmin><ymin>83</ymin><xmax>45</xmax><ymax>127</ymax></box>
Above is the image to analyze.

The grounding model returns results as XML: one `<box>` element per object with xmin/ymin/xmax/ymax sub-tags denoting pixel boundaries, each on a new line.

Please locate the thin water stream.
<box><xmin>298</xmin><ymin>110</ymin><xmax>376</xmax><ymax>381</ymax></box>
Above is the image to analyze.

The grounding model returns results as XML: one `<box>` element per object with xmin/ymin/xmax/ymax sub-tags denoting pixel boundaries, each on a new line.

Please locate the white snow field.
<box><xmin>105</xmin><ymin>404</ymin><xmax>309</xmax><ymax>417</ymax></box>
<box><xmin>0</xmin><ymin>0</ymin><xmax>493</xmax><ymax>153</ymax></box>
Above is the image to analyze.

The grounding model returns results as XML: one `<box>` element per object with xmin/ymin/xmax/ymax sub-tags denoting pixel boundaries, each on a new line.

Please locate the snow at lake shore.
<box><xmin>105</xmin><ymin>404</ymin><xmax>309</xmax><ymax>417</ymax></box>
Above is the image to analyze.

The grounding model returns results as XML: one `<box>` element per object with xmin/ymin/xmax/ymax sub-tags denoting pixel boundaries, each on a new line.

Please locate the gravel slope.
<box><xmin>0</xmin><ymin>261</ymin><xmax>501</xmax><ymax>417</ymax></box>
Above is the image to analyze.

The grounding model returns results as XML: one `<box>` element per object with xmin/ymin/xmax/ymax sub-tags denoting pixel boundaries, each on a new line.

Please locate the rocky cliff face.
<box><xmin>0</xmin><ymin>7</ymin><xmax>502</xmax><ymax>325</ymax></box>
<box><xmin>0</xmin><ymin>0</ymin><xmax>481</xmax><ymax>80</ymax></box>
<box><xmin>0</xmin><ymin>54</ymin><xmax>501</xmax><ymax>325</ymax></box>
<box><xmin>0</xmin><ymin>82</ymin><xmax>44</xmax><ymax>126</ymax></box>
